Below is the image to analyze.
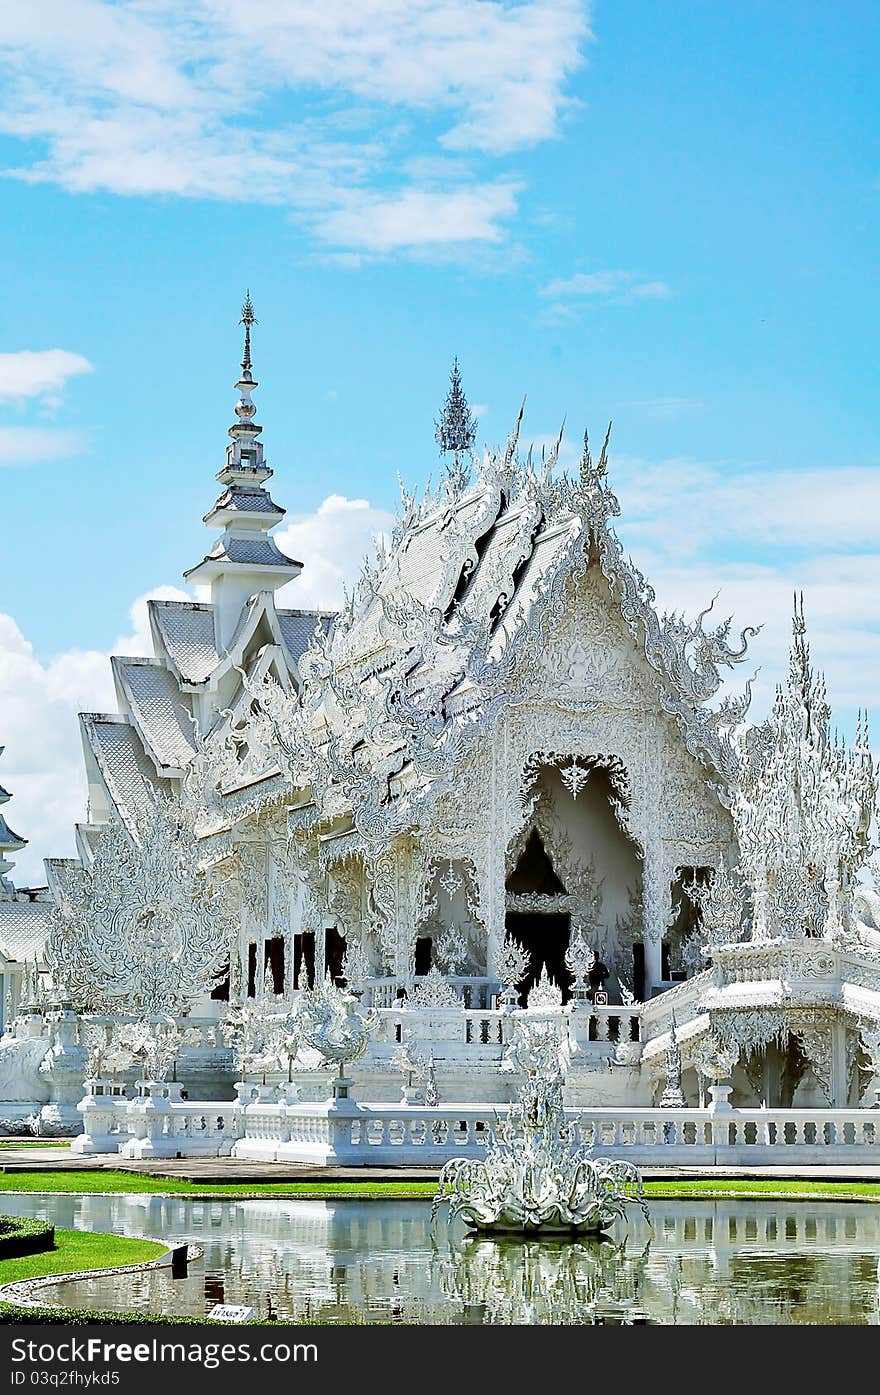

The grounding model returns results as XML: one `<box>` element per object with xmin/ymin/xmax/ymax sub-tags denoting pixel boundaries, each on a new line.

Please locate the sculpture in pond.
<box><xmin>433</xmin><ymin>1020</ymin><xmax>648</xmax><ymax>1235</ymax></box>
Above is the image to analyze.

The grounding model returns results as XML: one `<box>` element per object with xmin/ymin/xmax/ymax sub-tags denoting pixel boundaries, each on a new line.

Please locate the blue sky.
<box><xmin>1</xmin><ymin>1</ymin><xmax>878</xmax><ymax>880</ymax></box>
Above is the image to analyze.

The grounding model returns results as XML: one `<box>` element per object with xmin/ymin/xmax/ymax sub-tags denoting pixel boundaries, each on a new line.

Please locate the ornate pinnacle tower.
<box><xmin>0</xmin><ymin>747</ymin><xmax>26</xmax><ymax>889</ymax></box>
<box><xmin>434</xmin><ymin>357</ymin><xmax>477</xmax><ymax>494</ymax></box>
<box><xmin>184</xmin><ymin>293</ymin><xmax>302</xmax><ymax>646</ymax></box>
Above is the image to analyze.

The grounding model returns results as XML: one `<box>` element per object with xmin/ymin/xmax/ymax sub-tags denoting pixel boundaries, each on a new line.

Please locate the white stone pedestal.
<box><xmin>71</xmin><ymin>1079</ymin><xmax>129</xmax><ymax>1154</ymax></box>
<box><xmin>119</xmin><ymin>1080</ymin><xmax>185</xmax><ymax>1159</ymax></box>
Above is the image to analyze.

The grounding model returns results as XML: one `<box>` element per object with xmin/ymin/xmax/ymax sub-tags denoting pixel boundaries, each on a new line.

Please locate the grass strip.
<box><xmin>0</xmin><ymin>1227</ymin><xmax>165</xmax><ymax>1287</ymax></box>
<box><xmin>0</xmin><ymin>1141</ymin><xmax>71</xmax><ymax>1150</ymax></box>
<box><xmin>2</xmin><ymin>1169</ymin><xmax>880</xmax><ymax>1201</ymax></box>
<box><xmin>0</xmin><ymin>1169</ymin><xmax>438</xmax><ymax>1197</ymax></box>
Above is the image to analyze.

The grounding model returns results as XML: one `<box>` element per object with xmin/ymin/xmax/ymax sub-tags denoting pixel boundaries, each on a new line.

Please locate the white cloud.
<box><xmin>0</xmin><ymin>349</ymin><xmax>93</xmax><ymax>405</ymax></box>
<box><xmin>276</xmin><ymin>495</ymin><xmax>395</xmax><ymax>610</ymax></box>
<box><xmin>613</xmin><ymin>457</ymin><xmax>880</xmax><ymax>552</ymax></box>
<box><xmin>541</xmin><ymin>269</ymin><xmax>674</xmax><ymax>305</ymax></box>
<box><xmin>609</xmin><ymin>456</ymin><xmax>880</xmax><ymax>728</ymax></box>
<box><xmin>0</xmin><ymin>0</ymin><xmax>591</xmax><ymax>257</ymax></box>
<box><xmin>0</xmin><ymin>587</ymin><xmax>188</xmax><ymax>886</ymax></box>
<box><xmin>0</xmin><ymin>427</ymin><xmax>85</xmax><ymax>465</ymax></box>
<box><xmin>315</xmin><ymin>182</ymin><xmax>522</xmax><ymax>252</ymax></box>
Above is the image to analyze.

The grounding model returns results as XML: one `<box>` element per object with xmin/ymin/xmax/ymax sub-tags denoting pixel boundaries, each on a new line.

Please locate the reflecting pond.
<box><xmin>4</xmin><ymin>1193</ymin><xmax>880</xmax><ymax>1324</ymax></box>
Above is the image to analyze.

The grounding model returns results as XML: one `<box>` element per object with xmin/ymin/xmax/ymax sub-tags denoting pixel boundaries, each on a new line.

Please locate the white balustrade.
<box><xmin>232</xmin><ymin>1099</ymin><xmax>880</xmax><ymax>1166</ymax></box>
<box><xmin>375</xmin><ymin>1003</ymin><xmax>643</xmax><ymax>1052</ymax></box>
<box><xmin>69</xmin><ymin>1083</ymin><xmax>244</xmax><ymax>1159</ymax></box>
<box><xmin>362</xmin><ymin>977</ymin><xmax>495</xmax><ymax>1011</ymax></box>
<box><xmin>72</xmin><ymin>1075</ymin><xmax>880</xmax><ymax>1166</ymax></box>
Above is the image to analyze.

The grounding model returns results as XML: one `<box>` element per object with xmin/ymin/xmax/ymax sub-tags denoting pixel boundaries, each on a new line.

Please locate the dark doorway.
<box><xmin>293</xmin><ymin>931</ymin><xmax>316</xmax><ymax>990</ymax></box>
<box><xmin>505</xmin><ymin>912</ymin><xmax>572</xmax><ymax>1004</ymax></box>
<box><xmin>632</xmin><ymin>942</ymin><xmax>645</xmax><ymax>1003</ymax></box>
<box><xmin>264</xmin><ymin>936</ymin><xmax>285</xmax><ymax>995</ymax></box>
<box><xmin>414</xmin><ymin>936</ymin><xmax>433</xmax><ymax>977</ymax></box>
<box><xmin>325</xmin><ymin>926</ymin><xmax>346</xmax><ymax>985</ymax></box>
<box><xmin>246</xmin><ymin>942</ymin><xmax>257</xmax><ymax>998</ymax></box>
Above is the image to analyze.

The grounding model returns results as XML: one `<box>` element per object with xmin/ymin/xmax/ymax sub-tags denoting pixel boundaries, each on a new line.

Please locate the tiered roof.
<box><xmin>188</xmin><ymin>416</ymin><xmax>758</xmax><ymax>860</ymax></box>
<box><xmin>0</xmin><ymin>746</ymin><xmax>26</xmax><ymax>883</ymax></box>
<box><xmin>0</xmin><ymin>747</ymin><xmax>52</xmax><ymax>972</ymax></box>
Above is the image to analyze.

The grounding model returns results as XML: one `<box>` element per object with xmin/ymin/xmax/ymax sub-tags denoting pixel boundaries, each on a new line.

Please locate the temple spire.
<box><xmin>227</xmin><ymin>290</ymin><xmax>263</xmax><ymax>472</ymax></box>
<box><xmin>240</xmin><ymin>290</ymin><xmax>256</xmax><ymax>375</ymax></box>
<box><xmin>184</xmin><ymin>295</ymin><xmax>302</xmax><ymax>646</ymax></box>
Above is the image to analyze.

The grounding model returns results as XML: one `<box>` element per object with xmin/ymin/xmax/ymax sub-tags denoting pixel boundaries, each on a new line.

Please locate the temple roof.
<box><xmin>192</xmin><ymin>534</ymin><xmax>299</xmax><ymax>572</ymax></box>
<box><xmin>149</xmin><ymin>600</ymin><xmax>219</xmax><ymax>685</ymax></box>
<box><xmin>203</xmin><ymin>483</ymin><xmax>285</xmax><ymax>522</ymax></box>
<box><xmin>277</xmin><ymin>609</ymin><xmax>335</xmax><ymax>672</ymax></box>
<box><xmin>0</xmin><ymin>897</ymin><xmax>51</xmax><ymax>966</ymax></box>
<box><xmin>80</xmin><ymin>713</ymin><xmax>172</xmax><ymax>837</ymax></box>
<box><xmin>112</xmin><ymin>657</ymin><xmax>197</xmax><ymax>773</ymax></box>
<box><xmin>193</xmin><ymin>424</ymin><xmax>757</xmax><ymax>855</ymax></box>
<box><xmin>0</xmin><ymin>811</ymin><xmax>26</xmax><ymax>854</ymax></box>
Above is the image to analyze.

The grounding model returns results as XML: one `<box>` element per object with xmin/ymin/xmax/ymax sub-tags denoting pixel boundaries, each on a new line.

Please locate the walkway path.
<box><xmin>4</xmin><ymin>1142</ymin><xmax>880</xmax><ymax>1184</ymax></box>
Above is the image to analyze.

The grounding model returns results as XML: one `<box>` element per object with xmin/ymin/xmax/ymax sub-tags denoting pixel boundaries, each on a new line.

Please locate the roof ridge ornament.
<box><xmin>435</xmin><ymin>357</ymin><xmax>478</xmax><ymax>500</ymax></box>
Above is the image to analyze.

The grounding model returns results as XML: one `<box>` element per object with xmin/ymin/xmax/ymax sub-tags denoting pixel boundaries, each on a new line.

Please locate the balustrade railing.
<box><xmin>361</xmin><ymin>977</ymin><xmax>495</xmax><ymax>1010</ymax></box>
<box><xmin>73</xmin><ymin>1087</ymin><xmax>880</xmax><ymax>1166</ymax></box>
<box><xmin>231</xmin><ymin>1099</ymin><xmax>880</xmax><ymax>1165</ymax></box>
<box><xmin>372</xmin><ymin>1002</ymin><xmax>642</xmax><ymax>1050</ymax></box>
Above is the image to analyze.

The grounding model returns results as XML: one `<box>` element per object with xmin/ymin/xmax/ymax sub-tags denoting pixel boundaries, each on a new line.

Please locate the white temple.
<box><xmin>2</xmin><ymin>298</ymin><xmax>879</xmax><ymax>1162</ymax></box>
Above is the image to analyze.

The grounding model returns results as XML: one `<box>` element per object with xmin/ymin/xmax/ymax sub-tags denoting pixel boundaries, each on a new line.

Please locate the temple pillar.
<box><xmin>831</xmin><ymin>1018</ymin><xmax>849</xmax><ymax>1107</ymax></box>
<box><xmin>642</xmin><ymin>844</ymin><xmax>668</xmax><ymax>998</ymax></box>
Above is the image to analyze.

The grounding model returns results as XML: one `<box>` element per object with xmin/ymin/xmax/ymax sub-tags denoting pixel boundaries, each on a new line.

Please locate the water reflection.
<box><xmin>3</xmin><ymin>1194</ymin><xmax>880</xmax><ymax>1325</ymax></box>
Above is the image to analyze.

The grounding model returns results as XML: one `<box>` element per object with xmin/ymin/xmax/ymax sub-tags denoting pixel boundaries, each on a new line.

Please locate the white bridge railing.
<box><xmin>73</xmin><ymin>1083</ymin><xmax>880</xmax><ymax>1167</ymax></box>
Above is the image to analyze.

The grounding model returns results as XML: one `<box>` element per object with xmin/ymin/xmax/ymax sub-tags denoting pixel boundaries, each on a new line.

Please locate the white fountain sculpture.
<box><xmin>433</xmin><ymin>1020</ymin><xmax>648</xmax><ymax>1235</ymax></box>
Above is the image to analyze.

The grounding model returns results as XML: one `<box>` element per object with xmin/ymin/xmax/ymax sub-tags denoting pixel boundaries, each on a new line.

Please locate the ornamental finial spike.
<box><xmin>240</xmin><ymin>290</ymin><xmax>257</xmax><ymax>375</ymax></box>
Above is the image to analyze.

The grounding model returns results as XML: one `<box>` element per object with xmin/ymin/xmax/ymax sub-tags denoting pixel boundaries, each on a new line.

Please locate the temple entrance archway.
<box><xmin>504</xmin><ymin>756</ymin><xmax>643</xmax><ymax>1001</ymax></box>
<box><xmin>505</xmin><ymin>911</ymin><xmax>571</xmax><ymax>1004</ymax></box>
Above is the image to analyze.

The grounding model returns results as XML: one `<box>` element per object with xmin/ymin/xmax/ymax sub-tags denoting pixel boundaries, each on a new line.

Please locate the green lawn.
<box><xmin>642</xmin><ymin>1177</ymin><xmax>880</xmax><ymax>1199</ymax></box>
<box><xmin>0</xmin><ymin>1141</ymin><xmax>70</xmax><ymax>1150</ymax></box>
<box><xmin>0</xmin><ymin>1227</ymin><xmax>165</xmax><ymax>1286</ymax></box>
<box><xmin>2</xmin><ymin>1168</ymin><xmax>880</xmax><ymax>1201</ymax></box>
<box><xmin>0</xmin><ymin>1169</ymin><xmax>439</xmax><ymax>1198</ymax></box>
